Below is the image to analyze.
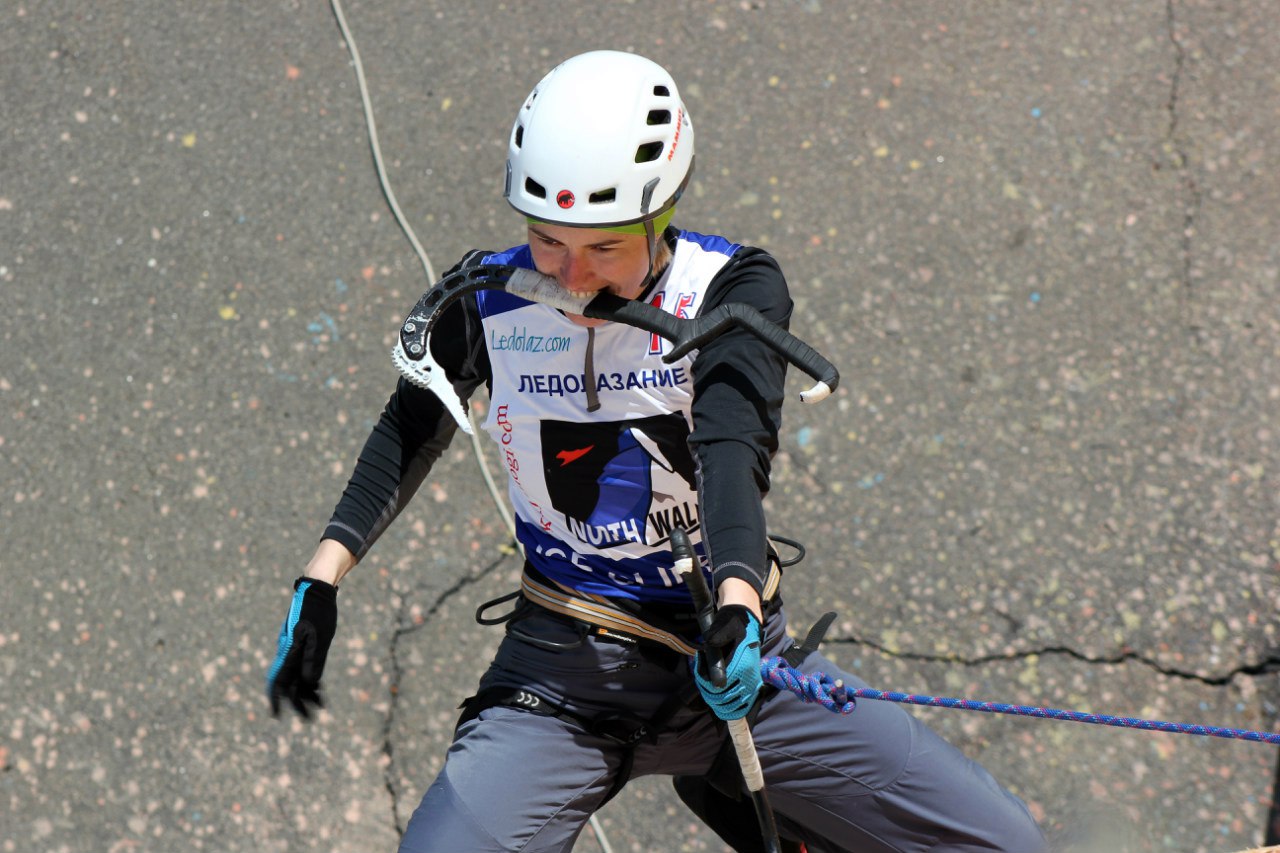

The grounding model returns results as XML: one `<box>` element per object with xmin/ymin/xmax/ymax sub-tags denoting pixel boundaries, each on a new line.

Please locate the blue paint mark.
<box><xmin>1030</xmin><ymin>292</ymin><xmax>1041</xmax><ymax>304</ymax></box>
<box><xmin>1031</xmin><ymin>107</ymin><xmax>1042</xmax><ymax>118</ymax></box>
<box><xmin>797</xmin><ymin>426</ymin><xmax>813</xmax><ymax>447</ymax></box>
<box><xmin>335</xmin><ymin>278</ymin><xmax>349</xmax><ymax>295</ymax></box>
<box><xmin>308</xmin><ymin>312</ymin><xmax>339</xmax><ymax>344</ymax></box>
<box><xmin>265</xmin><ymin>361</ymin><xmax>300</xmax><ymax>382</ymax></box>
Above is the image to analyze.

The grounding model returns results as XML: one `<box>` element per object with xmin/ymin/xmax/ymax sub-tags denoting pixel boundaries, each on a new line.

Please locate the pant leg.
<box><xmin>399</xmin><ymin>607</ymin><xmax>711</xmax><ymax>853</ymax></box>
<box><xmin>753</xmin><ymin>636</ymin><xmax>1047</xmax><ymax>853</ymax></box>
<box><xmin>398</xmin><ymin>705</ymin><xmax>620</xmax><ymax>853</ymax></box>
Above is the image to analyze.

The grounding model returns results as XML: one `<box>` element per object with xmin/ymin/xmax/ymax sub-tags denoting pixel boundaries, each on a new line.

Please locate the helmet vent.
<box><xmin>653</xmin><ymin>85</ymin><xmax>670</xmax><ymax>96</ymax></box>
<box><xmin>524</xmin><ymin>177</ymin><xmax>547</xmax><ymax>199</ymax></box>
<box><xmin>588</xmin><ymin>188</ymin><xmax>616</xmax><ymax>204</ymax></box>
<box><xmin>646</xmin><ymin>109</ymin><xmax>671</xmax><ymax>126</ymax></box>
<box><xmin>635</xmin><ymin>141</ymin><xmax>664</xmax><ymax>163</ymax></box>
<box><xmin>514</xmin><ymin>124</ymin><xmax>524</xmax><ymax>148</ymax></box>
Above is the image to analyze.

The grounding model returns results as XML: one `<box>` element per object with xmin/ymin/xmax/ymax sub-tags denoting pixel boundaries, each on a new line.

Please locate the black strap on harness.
<box><xmin>789</xmin><ymin>611</ymin><xmax>838</xmax><ymax>668</ymax></box>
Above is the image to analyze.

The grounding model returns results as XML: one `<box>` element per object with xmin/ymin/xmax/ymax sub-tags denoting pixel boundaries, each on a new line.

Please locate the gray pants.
<box><xmin>399</xmin><ymin>607</ymin><xmax>1047</xmax><ymax>853</ymax></box>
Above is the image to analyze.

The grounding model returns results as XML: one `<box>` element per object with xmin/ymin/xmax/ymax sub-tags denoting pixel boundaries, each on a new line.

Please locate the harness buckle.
<box><xmin>590</xmin><ymin>716</ymin><xmax>652</xmax><ymax>746</ymax></box>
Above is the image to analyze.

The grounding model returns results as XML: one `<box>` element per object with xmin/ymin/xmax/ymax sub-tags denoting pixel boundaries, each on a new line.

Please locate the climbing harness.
<box><xmin>516</xmin><ymin>571</ymin><xmax>699</xmax><ymax>657</ymax></box>
<box><xmin>474</xmin><ymin>533</ymin><xmax>793</xmax><ymax>657</ymax></box>
<box><xmin>464</xmin><ymin>569</ymin><xmax>710</xmax><ymax>809</ymax></box>
<box><xmin>463</xmin><ymin>541</ymin><xmax>797</xmax><ymax>819</ymax></box>
<box><xmin>506</xmin><ymin>563</ymin><xmax>784</xmax><ymax>658</ymax></box>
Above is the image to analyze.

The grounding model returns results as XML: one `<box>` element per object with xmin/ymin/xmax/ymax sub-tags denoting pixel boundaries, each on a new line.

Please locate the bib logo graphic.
<box><xmin>541</xmin><ymin>414</ymin><xmax>698</xmax><ymax>548</ymax></box>
<box><xmin>647</xmin><ymin>291</ymin><xmax>697</xmax><ymax>355</ymax></box>
<box><xmin>555</xmin><ymin>445</ymin><xmax>594</xmax><ymax>466</ymax></box>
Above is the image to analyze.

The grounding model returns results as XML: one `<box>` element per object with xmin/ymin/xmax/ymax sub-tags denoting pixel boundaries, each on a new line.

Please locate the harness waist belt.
<box><xmin>519</xmin><ymin>564</ymin><xmax>782</xmax><ymax>658</ymax></box>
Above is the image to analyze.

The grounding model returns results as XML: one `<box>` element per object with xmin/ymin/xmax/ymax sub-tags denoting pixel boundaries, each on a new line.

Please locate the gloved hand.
<box><xmin>694</xmin><ymin>604</ymin><xmax>763</xmax><ymax>721</ymax></box>
<box><xmin>266</xmin><ymin>577</ymin><xmax>338</xmax><ymax>719</ymax></box>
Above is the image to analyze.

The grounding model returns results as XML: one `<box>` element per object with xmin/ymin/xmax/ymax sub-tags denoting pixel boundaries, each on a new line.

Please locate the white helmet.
<box><xmin>505</xmin><ymin>51</ymin><xmax>694</xmax><ymax>229</ymax></box>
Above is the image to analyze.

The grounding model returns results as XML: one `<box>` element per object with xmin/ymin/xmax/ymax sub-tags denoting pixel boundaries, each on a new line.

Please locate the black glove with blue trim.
<box><xmin>266</xmin><ymin>577</ymin><xmax>338</xmax><ymax>719</ymax></box>
<box><xmin>694</xmin><ymin>604</ymin><xmax>763</xmax><ymax>721</ymax></box>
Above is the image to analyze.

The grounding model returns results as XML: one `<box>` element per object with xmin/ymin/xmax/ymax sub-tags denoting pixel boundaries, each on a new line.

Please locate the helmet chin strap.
<box><xmin>642</xmin><ymin>217</ymin><xmax>661</xmax><ymax>289</ymax></box>
<box><xmin>636</xmin><ymin>161</ymin><xmax>693</xmax><ymax>290</ymax></box>
<box><xmin>640</xmin><ymin>177</ymin><xmax>664</xmax><ymax>291</ymax></box>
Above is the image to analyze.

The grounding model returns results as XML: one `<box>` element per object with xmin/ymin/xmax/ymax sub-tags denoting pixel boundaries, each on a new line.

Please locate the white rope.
<box><xmin>328</xmin><ymin>0</ymin><xmax>435</xmax><ymax>284</ymax></box>
<box><xmin>326</xmin><ymin>2</ymin><xmax>612</xmax><ymax>850</ymax></box>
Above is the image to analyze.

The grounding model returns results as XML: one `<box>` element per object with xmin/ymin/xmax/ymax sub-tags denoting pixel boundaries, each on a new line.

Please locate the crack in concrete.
<box><xmin>827</xmin><ymin>634</ymin><xmax>1280</xmax><ymax>687</ymax></box>
<box><xmin>1164</xmin><ymin>0</ymin><xmax>1186</xmax><ymax>146</ymax></box>
<box><xmin>378</xmin><ymin>548</ymin><xmax>516</xmax><ymax>837</ymax></box>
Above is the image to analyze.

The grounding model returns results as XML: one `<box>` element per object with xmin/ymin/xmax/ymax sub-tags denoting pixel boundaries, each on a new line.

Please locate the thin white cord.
<box><xmin>329</xmin><ymin>0</ymin><xmax>435</xmax><ymax>284</ymax></box>
<box><xmin>327</xmin><ymin>3</ymin><xmax>612</xmax><ymax>851</ymax></box>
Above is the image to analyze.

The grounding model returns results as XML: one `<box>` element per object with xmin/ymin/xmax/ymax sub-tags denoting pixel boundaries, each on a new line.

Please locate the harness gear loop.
<box><xmin>766</xmin><ymin>533</ymin><xmax>806</xmax><ymax>569</ymax></box>
<box><xmin>474</xmin><ymin>589</ymin><xmax>522</xmax><ymax>625</ymax></box>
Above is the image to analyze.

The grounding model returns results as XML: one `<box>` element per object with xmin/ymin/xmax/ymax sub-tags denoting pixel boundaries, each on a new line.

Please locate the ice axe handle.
<box><xmin>670</xmin><ymin>528</ymin><xmax>725</xmax><ymax>687</ymax></box>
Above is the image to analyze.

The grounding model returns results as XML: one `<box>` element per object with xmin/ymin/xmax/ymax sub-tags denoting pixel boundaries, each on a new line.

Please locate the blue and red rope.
<box><xmin>760</xmin><ymin>656</ymin><xmax>1280</xmax><ymax>745</ymax></box>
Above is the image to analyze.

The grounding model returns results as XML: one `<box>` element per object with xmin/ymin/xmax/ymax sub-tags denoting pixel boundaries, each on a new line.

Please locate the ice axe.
<box><xmin>392</xmin><ymin>264</ymin><xmax>839</xmax><ymax>434</ymax></box>
<box><xmin>671</xmin><ymin>526</ymin><xmax>782</xmax><ymax>853</ymax></box>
